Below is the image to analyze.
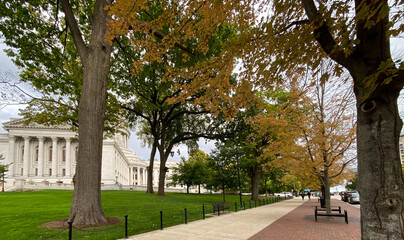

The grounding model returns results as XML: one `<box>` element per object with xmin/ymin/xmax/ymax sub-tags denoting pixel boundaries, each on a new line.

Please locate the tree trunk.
<box><xmin>157</xmin><ymin>154</ymin><xmax>168</xmax><ymax>196</ymax></box>
<box><xmin>323</xmin><ymin>169</ymin><xmax>331</xmax><ymax>215</ymax></box>
<box><xmin>355</xmin><ymin>86</ymin><xmax>404</xmax><ymax>239</ymax></box>
<box><xmin>186</xmin><ymin>184</ymin><xmax>189</xmax><ymax>194</ymax></box>
<box><xmin>222</xmin><ymin>186</ymin><xmax>226</xmax><ymax>203</ymax></box>
<box><xmin>198</xmin><ymin>184</ymin><xmax>201</xmax><ymax>194</ymax></box>
<box><xmin>302</xmin><ymin>0</ymin><xmax>404</xmax><ymax>237</ymax></box>
<box><xmin>146</xmin><ymin>141</ymin><xmax>157</xmax><ymax>194</ymax></box>
<box><xmin>251</xmin><ymin>165</ymin><xmax>262</xmax><ymax>201</ymax></box>
<box><xmin>68</xmin><ymin>0</ymin><xmax>111</xmax><ymax>226</ymax></box>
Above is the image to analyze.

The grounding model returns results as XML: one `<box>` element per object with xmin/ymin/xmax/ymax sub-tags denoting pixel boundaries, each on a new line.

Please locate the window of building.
<box><xmin>62</xmin><ymin>169</ymin><xmax>66</xmax><ymax>176</ymax></box>
<box><xmin>49</xmin><ymin>146</ymin><xmax>53</xmax><ymax>162</ymax></box>
<box><xmin>20</xmin><ymin>145</ymin><xmax>24</xmax><ymax>162</ymax></box>
<box><xmin>75</xmin><ymin>146</ymin><xmax>79</xmax><ymax>163</ymax></box>
<box><xmin>62</xmin><ymin>146</ymin><xmax>66</xmax><ymax>162</ymax></box>
<box><xmin>35</xmin><ymin>145</ymin><xmax>39</xmax><ymax>162</ymax></box>
<box><xmin>35</xmin><ymin>168</ymin><xmax>38</xmax><ymax>176</ymax></box>
<box><xmin>21</xmin><ymin>168</ymin><xmax>23</xmax><ymax>175</ymax></box>
<box><xmin>49</xmin><ymin>168</ymin><xmax>52</xmax><ymax>176</ymax></box>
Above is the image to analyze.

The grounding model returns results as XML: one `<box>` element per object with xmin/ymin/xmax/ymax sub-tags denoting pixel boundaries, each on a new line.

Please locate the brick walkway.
<box><xmin>249</xmin><ymin>198</ymin><xmax>361</xmax><ymax>240</ymax></box>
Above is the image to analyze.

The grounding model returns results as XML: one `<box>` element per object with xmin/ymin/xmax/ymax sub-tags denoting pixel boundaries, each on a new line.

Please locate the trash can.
<box><xmin>320</xmin><ymin>197</ymin><xmax>325</xmax><ymax>208</ymax></box>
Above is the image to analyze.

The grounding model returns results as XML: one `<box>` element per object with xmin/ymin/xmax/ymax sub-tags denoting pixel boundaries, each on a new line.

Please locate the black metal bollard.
<box><xmin>160</xmin><ymin>210</ymin><xmax>163</xmax><ymax>230</ymax></box>
<box><xmin>235</xmin><ymin>202</ymin><xmax>237</xmax><ymax>212</ymax></box>
<box><xmin>203</xmin><ymin>204</ymin><xmax>205</xmax><ymax>220</ymax></box>
<box><xmin>124</xmin><ymin>215</ymin><xmax>128</xmax><ymax>239</ymax></box>
<box><xmin>185</xmin><ymin>208</ymin><xmax>188</xmax><ymax>224</ymax></box>
<box><xmin>68</xmin><ymin>220</ymin><xmax>73</xmax><ymax>240</ymax></box>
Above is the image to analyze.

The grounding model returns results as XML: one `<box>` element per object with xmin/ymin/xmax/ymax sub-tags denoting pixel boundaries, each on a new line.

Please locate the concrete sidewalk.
<box><xmin>121</xmin><ymin>197</ymin><xmax>305</xmax><ymax>240</ymax></box>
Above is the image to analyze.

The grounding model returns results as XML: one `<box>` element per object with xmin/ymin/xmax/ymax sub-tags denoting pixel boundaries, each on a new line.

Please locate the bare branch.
<box><xmin>60</xmin><ymin>0</ymin><xmax>88</xmax><ymax>62</ymax></box>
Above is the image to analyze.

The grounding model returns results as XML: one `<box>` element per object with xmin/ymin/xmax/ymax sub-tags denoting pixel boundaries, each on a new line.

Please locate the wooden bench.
<box><xmin>314</xmin><ymin>207</ymin><xmax>348</xmax><ymax>224</ymax></box>
<box><xmin>212</xmin><ymin>202</ymin><xmax>230</xmax><ymax>215</ymax></box>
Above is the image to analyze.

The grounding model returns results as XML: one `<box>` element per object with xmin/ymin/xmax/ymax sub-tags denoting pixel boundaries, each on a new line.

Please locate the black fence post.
<box><xmin>68</xmin><ymin>220</ymin><xmax>73</xmax><ymax>240</ymax></box>
<box><xmin>160</xmin><ymin>210</ymin><xmax>163</xmax><ymax>230</ymax></box>
<box><xmin>185</xmin><ymin>208</ymin><xmax>188</xmax><ymax>224</ymax></box>
<box><xmin>203</xmin><ymin>204</ymin><xmax>205</xmax><ymax>220</ymax></box>
<box><xmin>124</xmin><ymin>215</ymin><xmax>128</xmax><ymax>239</ymax></box>
<box><xmin>254</xmin><ymin>200</ymin><xmax>257</xmax><ymax>208</ymax></box>
<box><xmin>235</xmin><ymin>202</ymin><xmax>237</xmax><ymax>212</ymax></box>
<box><xmin>218</xmin><ymin>206</ymin><xmax>220</xmax><ymax>216</ymax></box>
<box><xmin>243</xmin><ymin>201</ymin><xmax>246</xmax><ymax>210</ymax></box>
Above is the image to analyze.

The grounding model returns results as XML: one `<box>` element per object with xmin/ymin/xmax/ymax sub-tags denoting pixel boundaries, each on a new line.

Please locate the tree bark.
<box><xmin>65</xmin><ymin>0</ymin><xmax>112</xmax><ymax>226</ymax></box>
<box><xmin>251</xmin><ymin>165</ymin><xmax>262</xmax><ymax>201</ymax></box>
<box><xmin>355</xmin><ymin>85</ymin><xmax>404</xmax><ymax>239</ymax></box>
<box><xmin>323</xmin><ymin>169</ymin><xmax>331</xmax><ymax>215</ymax></box>
<box><xmin>302</xmin><ymin>0</ymin><xmax>404</xmax><ymax>238</ymax></box>
<box><xmin>157</xmin><ymin>154</ymin><xmax>168</xmax><ymax>196</ymax></box>
<box><xmin>146</xmin><ymin>141</ymin><xmax>157</xmax><ymax>194</ymax></box>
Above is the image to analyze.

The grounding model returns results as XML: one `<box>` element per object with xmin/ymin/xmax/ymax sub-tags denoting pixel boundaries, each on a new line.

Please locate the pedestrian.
<box><xmin>300</xmin><ymin>192</ymin><xmax>305</xmax><ymax>200</ymax></box>
<box><xmin>307</xmin><ymin>191</ymin><xmax>311</xmax><ymax>200</ymax></box>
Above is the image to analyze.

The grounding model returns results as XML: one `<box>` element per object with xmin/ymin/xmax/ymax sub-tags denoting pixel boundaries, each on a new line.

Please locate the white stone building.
<box><xmin>0</xmin><ymin>118</ymin><xmax>178</xmax><ymax>191</ymax></box>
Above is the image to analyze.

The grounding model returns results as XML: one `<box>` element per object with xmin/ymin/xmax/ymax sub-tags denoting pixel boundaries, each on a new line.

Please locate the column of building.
<box><xmin>51</xmin><ymin>137</ymin><xmax>58</xmax><ymax>177</ymax></box>
<box><xmin>8</xmin><ymin>136</ymin><xmax>15</xmax><ymax>177</ymax></box>
<box><xmin>65</xmin><ymin>138</ymin><xmax>71</xmax><ymax>177</ymax></box>
<box><xmin>144</xmin><ymin>168</ymin><xmax>147</xmax><ymax>186</ymax></box>
<box><xmin>37</xmin><ymin>137</ymin><xmax>44</xmax><ymax>177</ymax></box>
<box><xmin>22</xmin><ymin>136</ymin><xmax>30</xmax><ymax>177</ymax></box>
<box><xmin>137</xmin><ymin>167</ymin><xmax>140</xmax><ymax>185</ymax></box>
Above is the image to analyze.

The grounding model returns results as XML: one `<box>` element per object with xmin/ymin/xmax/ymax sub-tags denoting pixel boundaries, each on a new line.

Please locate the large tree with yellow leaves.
<box><xmin>245</xmin><ymin>1</ymin><xmax>403</xmax><ymax>238</ymax></box>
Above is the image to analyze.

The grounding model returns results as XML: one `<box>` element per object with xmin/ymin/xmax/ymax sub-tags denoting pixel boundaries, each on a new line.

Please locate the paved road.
<box><xmin>120</xmin><ymin>197</ymin><xmax>361</xmax><ymax>240</ymax></box>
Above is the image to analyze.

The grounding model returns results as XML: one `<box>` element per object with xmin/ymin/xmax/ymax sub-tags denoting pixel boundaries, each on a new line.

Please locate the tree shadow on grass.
<box><xmin>43</xmin><ymin>217</ymin><xmax>120</xmax><ymax>229</ymax></box>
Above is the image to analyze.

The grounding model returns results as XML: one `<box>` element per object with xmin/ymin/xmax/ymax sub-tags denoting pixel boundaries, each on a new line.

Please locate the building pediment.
<box><xmin>2</xmin><ymin>118</ymin><xmax>71</xmax><ymax>131</ymax></box>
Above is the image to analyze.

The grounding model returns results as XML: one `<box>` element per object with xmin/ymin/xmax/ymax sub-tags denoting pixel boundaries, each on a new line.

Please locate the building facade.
<box><xmin>0</xmin><ymin>118</ymin><xmax>177</xmax><ymax>190</ymax></box>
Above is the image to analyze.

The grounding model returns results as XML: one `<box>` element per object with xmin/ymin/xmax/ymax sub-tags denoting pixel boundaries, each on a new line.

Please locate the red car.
<box><xmin>342</xmin><ymin>191</ymin><xmax>357</xmax><ymax>202</ymax></box>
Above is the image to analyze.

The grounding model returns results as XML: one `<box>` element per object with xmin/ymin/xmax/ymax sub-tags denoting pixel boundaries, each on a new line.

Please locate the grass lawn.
<box><xmin>0</xmin><ymin>190</ymin><xmax>285</xmax><ymax>240</ymax></box>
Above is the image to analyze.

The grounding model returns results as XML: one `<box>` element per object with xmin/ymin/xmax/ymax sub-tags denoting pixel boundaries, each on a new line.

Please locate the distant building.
<box><xmin>0</xmin><ymin>118</ymin><xmax>178</xmax><ymax>191</ymax></box>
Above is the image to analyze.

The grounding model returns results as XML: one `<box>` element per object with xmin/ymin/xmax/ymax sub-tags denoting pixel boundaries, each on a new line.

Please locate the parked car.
<box><xmin>348</xmin><ymin>192</ymin><xmax>360</xmax><ymax>204</ymax></box>
<box><xmin>274</xmin><ymin>192</ymin><xmax>293</xmax><ymax>197</ymax></box>
<box><xmin>342</xmin><ymin>191</ymin><xmax>357</xmax><ymax>202</ymax></box>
